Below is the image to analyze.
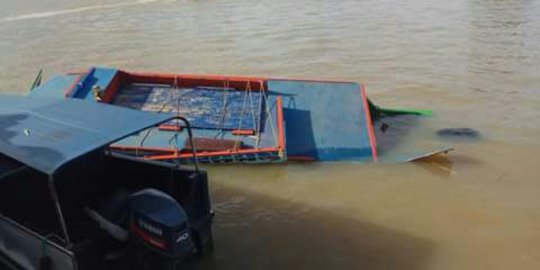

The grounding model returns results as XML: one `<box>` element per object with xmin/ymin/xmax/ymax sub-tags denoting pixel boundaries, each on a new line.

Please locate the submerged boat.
<box><xmin>29</xmin><ymin>67</ymin><xmax>451</xmax><ymax>164</ymax></box>
<box><xmin>0</xmin><ymin>95</ymin><xmax>213</xmax><ymax>270</ymax></box>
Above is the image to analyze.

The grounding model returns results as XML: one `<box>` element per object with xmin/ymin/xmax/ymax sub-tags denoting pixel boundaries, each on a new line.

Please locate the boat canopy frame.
<box><xmin>0</xmin><ymin>95</ymin><xmax>200</xmax><ymax>248</ymax></box>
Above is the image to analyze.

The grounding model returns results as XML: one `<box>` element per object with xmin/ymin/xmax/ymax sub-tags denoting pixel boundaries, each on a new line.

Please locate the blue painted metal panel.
<box><xmin>68</xmin><ymin>67</ymin><xmax>118</xmax><ymax>101</ymax></box>
<box><xmin>267</xmin><ymin>80</ymin><xmax>373</xmax><ymax>161</ymax></box>
<box><xmin>27</xmin><ymin>74</ymin><xmax>79</xmax><ymax>98</ymax></box>
<box><xmin>0</xmin><ymin>94</ymin><xmax>172</xmax><ymax>175</ymax></box>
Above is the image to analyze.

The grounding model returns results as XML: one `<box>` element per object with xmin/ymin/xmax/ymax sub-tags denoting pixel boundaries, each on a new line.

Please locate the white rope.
<box><xmin>233</xmin><ymin>80</ymin><xmax>251</xmax><ymax>149</ymax></box>
<box><xmin>262</xmin><ymin>84</ymin><xmax>278</xmax><ymax>147</ymax></box>
<box><xmin>215</xmin><ymin>79</ymin><xmax>230</xmax><ymax>138</ymax></box>
<box><xmin>136</xmin><ymin>88</ymin><xmax>172</xmax><ymax>157</ymax></box>
<box><xmin>247</xmin><ymin>82</ymin><xmax>257</xmax><ymax>133</ymax></box>
<box><xmin>254</xmin><ymin>81</ymin><xmax>264</xmax><ymax>148</ymax></box>
<box><xmin>173</xmin><ymin>75</ymin><xmax>183</xmax><ymax>153</ymax></box>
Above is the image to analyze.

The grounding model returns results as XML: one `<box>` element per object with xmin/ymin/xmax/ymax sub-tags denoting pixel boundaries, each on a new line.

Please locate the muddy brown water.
<box><xmin>1</xmin><ymin>0</ymin><xmax>539</xmax><ymax>269</ymax></box>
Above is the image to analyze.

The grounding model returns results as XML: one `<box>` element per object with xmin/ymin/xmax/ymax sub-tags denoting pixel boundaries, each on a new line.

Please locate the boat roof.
<box><xmin>0</xmin><ymin>94</ymin><xmax>172</xmax><ymax>176</ymax></box>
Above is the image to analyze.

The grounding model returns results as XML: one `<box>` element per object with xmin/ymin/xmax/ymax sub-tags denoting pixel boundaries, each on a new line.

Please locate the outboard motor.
<box><xmin>129</xmin><ymin>188</ymin><xmax>196</xmax><ymax>270</ymax></box>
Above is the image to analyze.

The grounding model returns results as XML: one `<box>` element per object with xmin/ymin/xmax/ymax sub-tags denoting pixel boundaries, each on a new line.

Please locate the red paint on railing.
<box><xmin>158</xmin><ymin>125</ymin><xmax>183</xmax><ymax>132</ymax></box>
<box><xmin>231</xmin><ymin>129</ymin><xmax>255</xmax><ymax>136</ymax></box>
<box><xmin>276</xmin><ymin>96</ymin><xmax>285</xmax><ymax>151</ymax></box>
<box><xmin>63</xmin><ymin>74</ymin><xmax>83</xmax><ymax>98</ymax></box>
<box><xmin>360</xmin><ymin>84</ymin><xmax>378</xmax><ymax>162</ymax></box>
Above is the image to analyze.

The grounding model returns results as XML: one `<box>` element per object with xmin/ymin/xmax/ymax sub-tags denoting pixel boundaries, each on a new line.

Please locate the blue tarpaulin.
<box><xmin>113</xmin><ymin>84</ymin><xmax>264</xmax><ymax>130</ymax></box>
<box><xmin>0</xmin><ymin>94</ymin><xmax>172</xmax><ymax>175</ymax></box>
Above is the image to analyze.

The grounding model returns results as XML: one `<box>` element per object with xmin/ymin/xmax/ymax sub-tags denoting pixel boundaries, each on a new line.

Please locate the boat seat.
<box><xmin>184</xmin><ymin>137</ymin><xmax>243</xmax><ymax>152</ymax></box>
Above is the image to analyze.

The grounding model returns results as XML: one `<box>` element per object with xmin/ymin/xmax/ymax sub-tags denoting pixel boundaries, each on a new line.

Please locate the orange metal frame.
<box><xmin>63</xmin><ymin>73</ymin><xmax>84</xmax><ymax>98</ymax></box>
<box><xmin>158</xmin><ymin>125</ymin><xmax>183</xmax><ymax>132</ymax></box>
<box><xmin>110</xmin><ymin>95</ymin><xmax>285</xmax><ymax>162</ymax></box>
<box><xmin>360</xmin><ymin>84</ymin><xmax>378</xmax><ymax>162</ymax></box>
<box><xmin>61</xmin><ymin>68</ymin><xmax>372</xmax><ymax>162</ymax></box>
<box><xmin>62</xmin><ymin>67</ymin><xmax>358</xmax><ymax>101</ymax></box>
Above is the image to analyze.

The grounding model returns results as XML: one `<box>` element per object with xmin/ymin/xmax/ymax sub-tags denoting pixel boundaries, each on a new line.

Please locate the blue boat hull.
<box><xmin>29</xmin><ymin>67</ymin><xmax>448</xmax><ymax>164</ymax></box>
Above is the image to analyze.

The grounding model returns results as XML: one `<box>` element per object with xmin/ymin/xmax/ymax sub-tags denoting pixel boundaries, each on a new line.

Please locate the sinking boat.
<box><xmin>0</xmin><ymin>95</ymin><xmax>213</xmax><ymax>270</ymax></box>
<box><xmin>29</xmin><ymin>67</ymin><xmax>451</xmax><ymax>164</ymax></box>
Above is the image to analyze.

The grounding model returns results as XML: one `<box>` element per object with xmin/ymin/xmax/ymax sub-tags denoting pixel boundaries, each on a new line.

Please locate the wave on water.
<box><xmin>2</xmin><ymin>0</ymin><xmax>174</xmax><ymax>22</ymax></box>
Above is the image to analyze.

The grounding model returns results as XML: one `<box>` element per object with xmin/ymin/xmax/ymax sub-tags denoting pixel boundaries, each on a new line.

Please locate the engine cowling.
<box><xmin>129</xmin><ymin>188</ymin><xmax>195</xmax><ymax>269</ymax></box>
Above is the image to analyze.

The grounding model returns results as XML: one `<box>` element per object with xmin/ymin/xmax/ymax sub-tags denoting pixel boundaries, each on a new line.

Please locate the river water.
<box><xmin>1</xmin><ymin>0</ymin><xmax>539</xmax><ymax>269</ymax></box>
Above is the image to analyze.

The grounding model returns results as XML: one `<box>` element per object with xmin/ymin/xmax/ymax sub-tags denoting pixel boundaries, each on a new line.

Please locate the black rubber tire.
<box><xmin>436</xmin><ymin>128</ymin><xmax>481</xmax><ymax>139</ymax></box>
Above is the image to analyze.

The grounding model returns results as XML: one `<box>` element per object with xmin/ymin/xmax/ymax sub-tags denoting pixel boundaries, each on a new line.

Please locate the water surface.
<box><xmin>1</xmin><ymin>0</ymin><xmax>539</xmax><ymax>269</ymax></box>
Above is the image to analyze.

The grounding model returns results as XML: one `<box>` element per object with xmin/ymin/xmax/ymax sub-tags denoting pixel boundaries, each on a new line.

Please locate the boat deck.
<box><xmin>107</xmin><ymin>82</ymin><xmax>284</xmax><ymax>164</ymax></box>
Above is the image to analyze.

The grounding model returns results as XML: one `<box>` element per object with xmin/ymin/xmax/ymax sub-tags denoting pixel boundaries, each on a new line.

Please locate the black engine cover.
<box><xmin>129</xmin><ymin>188</ymin><xmax>195</xmax><ymax>259</ymax></box>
